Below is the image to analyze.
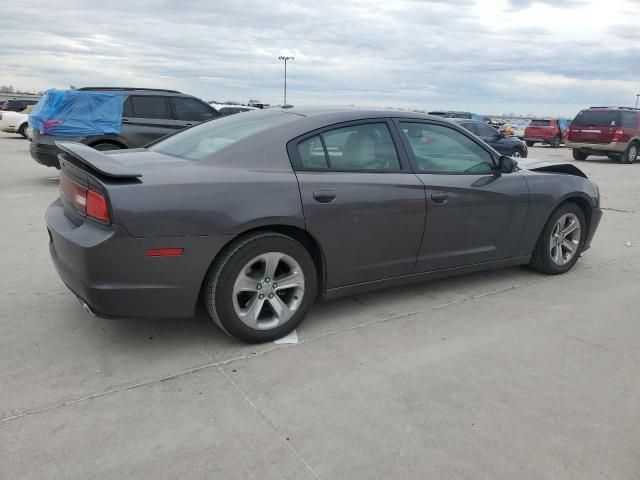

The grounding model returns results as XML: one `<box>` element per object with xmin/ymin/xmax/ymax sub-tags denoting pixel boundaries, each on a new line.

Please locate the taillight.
<box><xmin>60</xmin><ymin>173</ymin><xmax>110</xmax><ymax>223</ymax></box>
<box><xmin>612</xmin><ymin>129</ymin><xmax>625</xmax><ymax>142</ymax></box>
<box><xmin>86</xmin><ymin>190</ymin><xmax>110</xmax><ymax>222</ymax></box>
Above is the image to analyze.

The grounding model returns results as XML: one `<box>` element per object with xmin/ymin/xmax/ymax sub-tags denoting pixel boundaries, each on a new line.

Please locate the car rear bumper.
<box><xmin>46</xmin><ymin>198</ymin><xmax>232</xmax><ymax>319</ymax></box>
<box><xmin>30</xmin><ymin>142</ymin><xmax>62</xmax><ymax>167</ymax></box>
<box><xmin>583</xmin><ymin>207</ymin><xmax>603</xmax><ymax>252</ymax></box>
<box><xmin>565</xmin><ymin>140</ymin><xmax>626</xmax><ymax>153</ymax></box>
<box><xmin>524</xmin><ymin>137</ymin><xmax>554</xmax><ymax>143</ymax></box>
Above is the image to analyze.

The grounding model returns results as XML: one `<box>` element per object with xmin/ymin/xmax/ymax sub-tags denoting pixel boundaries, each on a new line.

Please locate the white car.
<box><xmin>0</xmin><ymin>107</ymin><xmax>31</xmax><ymax>138</ymax></box>
<box><xmin>209</xmin><ymin>103</ymin><xmax>258</xmax><ymax>116</ymax></box>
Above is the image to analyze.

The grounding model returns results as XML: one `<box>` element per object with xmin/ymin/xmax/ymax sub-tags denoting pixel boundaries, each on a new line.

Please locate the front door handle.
<box><xmin>313</xmin><ymin>190</ymin><xmax>337</xmax><ymax>203</ymax></box>
<box><xmin>431</xmin><ymin>192</ymin><xmax>449</xmax><ymax>204</ymax></box>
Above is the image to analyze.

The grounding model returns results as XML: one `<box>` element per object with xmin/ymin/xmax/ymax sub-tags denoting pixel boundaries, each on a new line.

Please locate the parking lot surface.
<box><xmin>1</xmin><ymin>131</ymin><xmax>639</xmax><ymax>479</ymax></box>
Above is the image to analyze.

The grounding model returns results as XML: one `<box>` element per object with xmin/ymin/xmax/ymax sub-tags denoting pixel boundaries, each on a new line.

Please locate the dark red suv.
<box><xmin>523</xmin><ymin>118</ymin><xmax>570</xmax><ymax>148</ymax></box>
<box><xmin>566</xmin><ymin>107</ymin><xmax>640</xmax><ymax>163</ymax></box>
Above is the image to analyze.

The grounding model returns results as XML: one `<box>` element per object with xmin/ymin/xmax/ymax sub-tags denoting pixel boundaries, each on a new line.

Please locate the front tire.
<box><xmin>529</xmin><ymin>202</ymin><xmax>586</xmax><ymax>275</ymax></box>
<box><xmin>573</xmin><ymin>149</ymin><xmax>589</xmax><ymax>161</ymax></box>
<box><xmin>526</xmin><ymin>141</ymin><xmax>535</xmax><ymax>147</ymax></box>
<box><xmin>204</xmin><ymin>232</ymin><xmax>318</xmax><ymax>343</ymax></box>
<box><xmin>510</xmin><ymin>147</ymin><xmax>527</xmax><ymax>158</ymax></box>
<box><xmin>620</xmin><ymin>142</ymin><xmax>638</xmax><ymax>164</ymax></box>
<box><xmin>550</xmin><ymin>135</ymin><xmax>561</xmax><ymax>148</ymax></box>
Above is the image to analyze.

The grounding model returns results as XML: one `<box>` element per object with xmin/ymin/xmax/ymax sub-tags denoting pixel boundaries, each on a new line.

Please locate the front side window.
<box><xmin>129</xmin><ymin>96</ymin><xmax>169</xmax><ymax>119</ymax></box>
<box><xmin>173</xmin><ymin>98</ymin><xmax>218</xmax><ymax>122</ymax></box>
<box><xmin>294</xmin><ymin>122</ymin><xmax>401</xmax><ymax>171</ymax></box>
<box><xmin>399</xmin><ymin>122</ymin><xmax>494</xmax><ymax>174</ymax></box>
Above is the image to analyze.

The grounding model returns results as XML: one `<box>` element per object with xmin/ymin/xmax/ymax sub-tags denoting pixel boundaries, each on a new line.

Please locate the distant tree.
<box><xmin>0</xmin><ymin>85</ymin><xmax>15</xmax><ymax>93</ymax></box>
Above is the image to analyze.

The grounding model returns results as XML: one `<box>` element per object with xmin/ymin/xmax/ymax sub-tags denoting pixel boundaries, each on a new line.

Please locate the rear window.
<box><xmin>149</xmin><ymin>111</ymin><xmax>297</xmax><ymax>160</ymax></box>
<box><xmin>572</xmin><ymin>110</ymin><xmax>621</xmax><ymax>127</ymax></box>
<box><xmin>529</xmin><ymin>119</ymin><xmax>551</xmax><ymax>127</ymax></box>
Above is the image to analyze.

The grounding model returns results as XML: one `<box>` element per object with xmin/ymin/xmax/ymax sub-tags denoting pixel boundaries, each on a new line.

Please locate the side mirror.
<box><xmin>498</xmin><ymin>155</ymin><xmax>517</xmax><ymax>174</ymax></box>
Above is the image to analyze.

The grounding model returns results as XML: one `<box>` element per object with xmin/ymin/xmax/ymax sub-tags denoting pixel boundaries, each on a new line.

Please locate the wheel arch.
<box><xmin>87</xmin><ymin>138</ymin><xmax>128</xmax><ymax>149</ymax></box>
<box><xmin>197</xmin><ymin>224</ymin><xmax>327</xmax><ymax>308</ymax></box>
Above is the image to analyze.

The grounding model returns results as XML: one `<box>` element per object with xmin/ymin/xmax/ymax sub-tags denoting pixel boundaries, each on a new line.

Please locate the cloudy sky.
<box><xmin>1</xmin><ymin>0</ymin><xmax>639</xmax><ymax>116</ymax></box>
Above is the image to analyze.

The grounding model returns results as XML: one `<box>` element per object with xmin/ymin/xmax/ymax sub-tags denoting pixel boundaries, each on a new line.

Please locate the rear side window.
<box><xmin>529</xmin><ymin>119</ymin><xmax>551</xmax><ymax>127</ymax></box>
<box><xmin>294</xmin><ymin>123</ymin><xmax>401</xmax><ymax>171</ymax></box>
<box><xmin>572</xmin><ymin>110</ymin><xmax>621</xmax><ymax>127</ymax></box>
<box><xmin>128</xmin><ymin>96</ymin><xmax>170</xmax><ymax>119</ymax></box>
<box><xmin>621</xmin><ymin>112</ymin><xmax>637</xmax><ymax>128</ymax></box>
<box><xmin>172</xmin><ymin>97</ymin><xmax>219</xmax><ymax>122</ymax></box>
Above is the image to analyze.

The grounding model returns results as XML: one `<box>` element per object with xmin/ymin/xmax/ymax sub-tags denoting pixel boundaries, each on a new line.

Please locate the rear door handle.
<box><xmin>431</xmin><ymin>192</ymin><xmax>449</xmax><ymax>204</ymax></box>
<box><xmin>313</xmin><ymin>190</ymin><xmax>337</xmax><ymax>203</ymax></box>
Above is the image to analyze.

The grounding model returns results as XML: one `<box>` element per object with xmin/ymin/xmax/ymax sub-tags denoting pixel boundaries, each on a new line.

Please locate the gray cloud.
<box><xmin>0</xmin><ymin>0</ymin><xmax>637</xmax><ymax>116</ymax></box>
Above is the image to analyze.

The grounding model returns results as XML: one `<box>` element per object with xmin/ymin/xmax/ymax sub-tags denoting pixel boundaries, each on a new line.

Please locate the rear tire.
<box><xmin>573</xmin><ymin>149</ymin><xmax>589</xmax><ymax>161</ymax></box>
<box><xmin>550</xmin><ymin>135</ymin><xmax>561</xmax><ymax>148</ymax></box>
<box><xmin>526</xmin><ymin>141</ymin><xmax>535</xmax><ymax>147</ymax></box>
<box><xmin>18</xmin><ymin>123</ymin><xmax>28</xmax><ymax>139</ymax></box>
<box><xmin>620</xmin><ymin>142</ymin><xmax>638</xmax><ymax>164</ymax></box>
<box><xmin>203</xmin><ymin>232</ymin><xmax>318</xmax><ymax>343</ymax></box>
<box><xmin>92</xmin><ymin>142</ymin><xmax>123</xmax><ymax>151</ymax></box>
<box><xmin>529</xmin><ymin>202</ymin><xmax>586</xmax><ymax>275</ymax></box>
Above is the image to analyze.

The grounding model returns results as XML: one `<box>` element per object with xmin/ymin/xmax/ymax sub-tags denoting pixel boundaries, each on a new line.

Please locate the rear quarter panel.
<box><xmin>515</xmin><ymin>169</ymin><xmax>599</xmax><ymax>256</ymax></box>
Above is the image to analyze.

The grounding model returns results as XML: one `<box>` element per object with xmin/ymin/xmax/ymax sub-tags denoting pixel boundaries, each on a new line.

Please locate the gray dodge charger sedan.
<box><xmin>46</xmin><ymin>108</ymin><xmax>602</xmax><ymax>343</ymax></box>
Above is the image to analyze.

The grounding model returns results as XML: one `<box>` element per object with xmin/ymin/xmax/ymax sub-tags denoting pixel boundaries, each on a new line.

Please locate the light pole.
<box><xmin>278</xmin><ymin>55</ymin><xmax>294</xmax><ymax>105</ymax></box>
<box><xmin>636</xmin><ymin>94</ymin><xmax>639</xmax><ymax>109</ymax></box>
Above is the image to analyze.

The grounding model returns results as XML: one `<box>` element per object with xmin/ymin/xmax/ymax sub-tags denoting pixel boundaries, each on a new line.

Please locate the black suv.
<box><xmin>2</xmin><ymin>99</ymin><xmax>40</xmax><ymax>111</ymax></box>
<box><xmin>30</xmin><ymin>88</ymin><xmax>220</xmax><ymax>168</ymax></box>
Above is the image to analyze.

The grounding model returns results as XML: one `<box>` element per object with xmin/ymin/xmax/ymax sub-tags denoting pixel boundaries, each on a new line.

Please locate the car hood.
<box><xmin>515</xmin><ymin>157</ymin><xmax>588</xmax><ymax>178</ymax></box>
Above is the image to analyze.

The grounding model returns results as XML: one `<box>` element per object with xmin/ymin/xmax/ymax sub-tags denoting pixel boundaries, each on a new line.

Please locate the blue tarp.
<box><xmin>29</xmin><ymin>89</ymin><xmax>124</xmax><ymax>136</ymax></box>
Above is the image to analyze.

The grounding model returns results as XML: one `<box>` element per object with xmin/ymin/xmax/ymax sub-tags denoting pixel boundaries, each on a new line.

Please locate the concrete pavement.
<box><xmin>1</xmin><ymin>132</ymin><xmax>638</xmax><ymax>479</ymax></box>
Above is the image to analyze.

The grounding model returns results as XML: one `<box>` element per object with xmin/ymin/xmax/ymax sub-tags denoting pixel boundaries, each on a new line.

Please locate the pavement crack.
<box><xmin>600</xmin><ymin>207</ymin><xmax>636</xmax><ymax>213</ymax></box>
<box><xmin>218</xmin><ymin>366</ymin><xmax>322</xmax><ymax>480</ymax></box>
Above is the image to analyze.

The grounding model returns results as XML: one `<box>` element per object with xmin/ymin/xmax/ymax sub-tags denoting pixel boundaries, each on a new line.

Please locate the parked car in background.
<box><xmin>2</xmin><ymin>99</ymin><xmax>40</xmax><ymax>111</ymax></box>
<box><xmin>248</xmin><ymin>99</ymin><xmax>270</xmax><ymax>109</ymax></box>
<box><xmin>427</xmin><ymin>111</ymin><xmax>485</xmax><ymax>121</ymax></box>
<box><xmin>46</xmin><ymin>108</ymin><xmax>600</xmax><ymax>343</ymax></box>
<box><xmin>0</xmin><ymin>105</ymin><xmax>33</xmax><ymax>138</ymax></box>
<box><xmin>30</xmin><ymin>87</ymin><xmax>221</xmax><ymax>168</ymax></box>
<box><xmin>453</xmin><ymin>119</ymin><xmax>528</xmax><ymax>157</ymax></box>
<box><xmin>524</xmin><ymin>118</ymin><xmax>570</xmax><ymax>147</ymax></box>
<box><xmin>566</xmin><ymin>106</ymin><xmax>640</xmax><ymax>163</ymax></box>
<box><xmin>511</xmin><ymin>120</ymin><xmax>530</xmax><ymax>139</ymax></box>
<box><xmin>210</xmin><ymin>103</ymin><xmax>258</xmax><ymax>116</ymax></box>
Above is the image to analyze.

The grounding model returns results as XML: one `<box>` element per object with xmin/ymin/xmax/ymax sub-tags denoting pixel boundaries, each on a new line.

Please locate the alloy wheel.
<box><xmin>627</xmin><ymin>144</ymin><xmax>637</xmax><ymax>163</ymax></box>
<box><xmin>232</xmin><ymin>252</ymin><xmax>305</xmax><ymax>330</ymax></box>
<box><xmin>549</xmin><ymin>213</ymin><xmax>582</xmax><ymax>266</ymax></box>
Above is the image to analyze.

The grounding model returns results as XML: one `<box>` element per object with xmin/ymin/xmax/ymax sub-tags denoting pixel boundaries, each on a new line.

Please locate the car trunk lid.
<box><xmin>525</xmin><ymin>119</ymin><xmax>554</xmax><ymax>139</ymax></box>
<box><xmin>568</xmin><ymin>110</ymin><xmax>620</xmax><ymax>144</ymax></box>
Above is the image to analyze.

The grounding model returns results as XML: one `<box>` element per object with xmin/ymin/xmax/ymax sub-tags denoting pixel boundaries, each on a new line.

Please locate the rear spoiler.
<box><xmin>56</xmin><ymin>141</ymin><xmax>142</xmax><ymax>178</ymax></box>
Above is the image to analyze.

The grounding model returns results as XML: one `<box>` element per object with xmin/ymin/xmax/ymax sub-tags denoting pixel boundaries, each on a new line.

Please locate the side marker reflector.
<box><xmin>146</xmin><ymin>248</ymin><xmax>184</xmax><ymax>257</ymax></box>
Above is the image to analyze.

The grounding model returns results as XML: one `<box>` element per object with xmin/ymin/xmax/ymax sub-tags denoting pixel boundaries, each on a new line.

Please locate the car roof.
<box><xmin>77</xmin><ymin>87</ymin><xmax>187</xmax><ymax>97</ymax></box>
<box><xmin>282</xmin><ymin>106</ymin><xmax>446</xmax><ymax>122</ymax></box>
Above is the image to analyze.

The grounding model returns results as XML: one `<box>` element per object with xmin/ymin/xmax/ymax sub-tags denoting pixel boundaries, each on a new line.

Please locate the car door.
<box><xmin>121</xmin><ymin>95</ymin><xmax>180</xmax><ymax>147</ymax></box>
<box><xmin>394</xmin><ymin>120</ymin><xmax>529</xmax><ymax>272</ymax></box>
<box><xmin>171</xmin><ymin>97</ymin><xmax>220</xmax><ymax>129</ymax></box>
<box><xmin>289</xmin><ymin>120</ymin><xmax>426</xmax><ymax>288</ymax></box>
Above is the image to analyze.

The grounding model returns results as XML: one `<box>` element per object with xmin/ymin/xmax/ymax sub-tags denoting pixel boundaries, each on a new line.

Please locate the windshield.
<box><xmin>529</xmin><ymin>119</ymin><xmax>551</xmax><ymax>127</ymax></box>
<box><xmin>149</xmin><ymin>111</ymin><xmax>297</xmax><ymax>160</ymax></box>
<box><xmin>572</xmin><ymin>110</ymin><xmax>621</xmax><ymax>126</ymax></box>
